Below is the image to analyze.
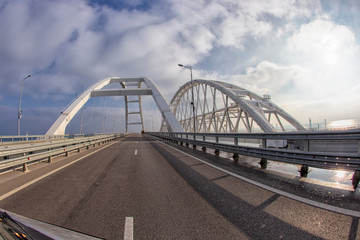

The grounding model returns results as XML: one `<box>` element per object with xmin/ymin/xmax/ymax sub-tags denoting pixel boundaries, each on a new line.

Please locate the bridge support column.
<box><xmin>193</xmin><ymin>144</ymin><xmax>196</xmax><ymax>150</ymax></box>
<box><xmin>259</xmin><ymin>158</ymin><xmax>267</xmax><ymax>169</ymax></box>
<box><xmin>180</xmin><ymin>142</ymin><xmax>183</xmax><ymax>146</ymax></box>
<box><xmin>352</xmin><ymin>170</ymin><xmax>360</xmax><ymax>190</ymax></box>
<box><xmin>299</xmin><ymin>164</ymin><xmax>310</xmax><ymax>177</ymax></box>
<box><xmin>233</xmin><ymin>153</ymin><xmax>239</xmax><ymax>164</ymax></box>
<box><xmin>202</xmin><ymin>146</ymin><xmax>206</xmax><ymax>153</ymax></box>
<box><xmin>186</xmin><ymin>143</ymin><xmax>189</xmax><ymax>148</ymax></box>
<box><xmin>215</xmin><ymin>149</ymin><xmax>220</xmax><ymax>157</ymax></box>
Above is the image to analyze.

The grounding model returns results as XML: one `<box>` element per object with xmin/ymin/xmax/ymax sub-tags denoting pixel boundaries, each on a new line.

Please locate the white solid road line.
<box><xmin>135</xmin><ymin>149</ymin><xmax>138</xmax><ymax>155</ymax></box>
<box><xmin>124</xmin><ymin>217</ymin><xmax>134</xmax><ymax>240</ymax></box>
<box><xmin>158</xmin><ymin>141</ymin><xmax>360</xmax><ymax>218</ymax></box>
<box><xmin>0</xmin><ymin>141</ymin><xmax>119</xmax><ymax>202</ymax></box>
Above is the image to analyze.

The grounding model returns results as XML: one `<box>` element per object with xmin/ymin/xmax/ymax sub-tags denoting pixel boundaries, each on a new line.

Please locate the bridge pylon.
<box><xmin>46</xmin><ymin>77</ymin><xmax>183</xmax><ymax>135</ymax></box>
<box><xmin>163</xmin><ymin>79</ymin><xmax>306</xmax><ymax>133</ymax></box>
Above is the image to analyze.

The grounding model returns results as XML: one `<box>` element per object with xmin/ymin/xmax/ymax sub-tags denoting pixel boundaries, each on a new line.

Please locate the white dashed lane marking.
<box><xmin>124</xmin><ymin>217</ymin><xmax>134</xmax><ymax>240</ymax></box>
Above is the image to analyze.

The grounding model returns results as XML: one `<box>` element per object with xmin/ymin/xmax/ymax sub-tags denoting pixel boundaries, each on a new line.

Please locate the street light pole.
<box><xmin>178</xmin><ymin>64</ymin><xmax>196</xmax><ymax>133</ymax></box>
<box><xmin>17</xmin><ymin>74</ymin><xmax>31</xmax><ymax>136</ymax></box>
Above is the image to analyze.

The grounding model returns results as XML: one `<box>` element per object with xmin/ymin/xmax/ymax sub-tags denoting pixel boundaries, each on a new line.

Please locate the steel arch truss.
<box><xmin>168</xmin><ymin>79</ymin><xmax>306</xmax><ymax>133</ymax></box>
<box><xmin>46</xmin><ymin>77</ymin><xmax>183</xmax><ymax>135</ymax></box>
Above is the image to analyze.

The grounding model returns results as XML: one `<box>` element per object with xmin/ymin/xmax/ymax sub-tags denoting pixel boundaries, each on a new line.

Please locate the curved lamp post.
<box><xmin>18</xmin><ymin>74</ymin><xmax>31</xmax><ymax>135</ymax></box>
<box><xmin>178</xmin><ymin>64</ymin><xmax>196</xmax><ymax>133</ymax></box>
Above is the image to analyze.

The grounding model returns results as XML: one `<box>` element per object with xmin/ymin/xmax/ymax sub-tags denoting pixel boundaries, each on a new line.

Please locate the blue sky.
<box><xmin>0</xmin><ymin>0</ymin><xmax>360</xmax><ymax>135</ymax></box>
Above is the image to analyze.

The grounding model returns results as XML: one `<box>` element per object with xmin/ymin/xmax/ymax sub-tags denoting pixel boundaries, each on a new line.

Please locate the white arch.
<box><xmin>168</xmin><ymin>79</ymin><xmax>306</xmax><ymax>133</ymax></box>
<box><xmin>46</xmin><ymin>77</ymin><xmax>183</xmax><ymax>135</ymax></box>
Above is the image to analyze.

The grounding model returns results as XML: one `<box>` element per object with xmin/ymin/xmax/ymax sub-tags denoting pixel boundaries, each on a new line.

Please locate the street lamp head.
<box><xmin>178</xmin><ymin>64</ymin><xmax>192</xmax><ymax>70</ymax></box>
<box><xmin>23</xmin><ymin>75</ymin><xmax>31</xmax><ymax>81</ymax></box>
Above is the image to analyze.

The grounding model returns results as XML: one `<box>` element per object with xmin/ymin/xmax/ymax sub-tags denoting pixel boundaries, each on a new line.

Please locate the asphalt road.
<box><xmin>0</xmin><ymin>134</ymin><xmax>359</xmax><ymax>240</ymax></box>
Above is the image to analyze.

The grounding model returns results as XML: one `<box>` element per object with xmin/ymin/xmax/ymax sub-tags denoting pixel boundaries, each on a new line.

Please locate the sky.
<box><xmin>0</xmin><ymin>0</ymin><xmax>360</xmax><ymax>135</ymax></box>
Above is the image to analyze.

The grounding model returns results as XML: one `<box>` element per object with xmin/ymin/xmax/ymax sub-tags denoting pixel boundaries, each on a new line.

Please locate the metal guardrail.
<box><xmin>0</xmin><ymin>133</ymin><xmax>106</xmax><ymax>144</ymax></box>
<box><xmin>0</xmin><ymin>136</ymin><xmax>108</xmax><ymax>156</ymax></box>
<box><xmin>0</xmin><ymin>134</ymin><xmax>123</xmax><ymax>172</ymax></box>
<box><xmin>156</xmin><ymin>129</ymin><xmax>360</xmax><ymax>140</ymax></box>
<box><xmin>149</xmin><ymin>131</ymin><xmax>360</xmax><ymax>188</ymax></box>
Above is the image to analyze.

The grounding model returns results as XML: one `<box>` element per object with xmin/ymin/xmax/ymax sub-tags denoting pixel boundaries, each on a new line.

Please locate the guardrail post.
<box><xmin>215</xmin><ymin>149</ymin><xmax>220</xmax><ymax>157</ymax></box>
<box><xmin>259</xmin><ymin>139</ymin><xmax>267</xmax><ymax>169</ymax></box>
<box><xmin>66</xmin><ymin>151</ymin><xmax>69</xmax><ymax>157</ymax></box>
<box><xmin>78</xmin><ymin>148</ymin><xmax>81</xmax><ymax>153</ymax></box>
<box><xmin>304</xmin><ymin>140</ymin><xmax>309</xmax><ymax>152</ymax></box>
<box><xmin>352</xmin><ymin>170</ymin><xmax>360</xmax><ymax>190</ymax></box>
<box><xmin>202</xmin><ymin>146</ymin><xmax>206</xmax><ymax>152</ymax></box>
<box><xmin>192</xmin><ymin>134</ymin><xmax>197</xmax><ymax>150</ymax></box>
<box><xmin>22</xmin><ymin>163</ymin><xmax>28</xmax><ymax>172</ymax></box>
<box><xmin>233</xmin><ymin>153</ymin><xmax>239</xmax><ymax>164</ymax></box>
<box><xmin>299</xmin><ymin>164</ymin><xmax>310</xmax><ymax>177</ymax></box>
<box><xmin>259</xmin><ymin>158</ymin><xmax>267</xmax><ymax>169</ymax></box>
<box><xmin>48</xmin><ymin>156</ymin><xmax>52</xmax><ymax>163</ymax></box>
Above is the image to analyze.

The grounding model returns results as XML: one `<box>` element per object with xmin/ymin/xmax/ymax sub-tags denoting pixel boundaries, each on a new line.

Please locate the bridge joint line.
<box><xmin>157</xmin><ymin>140</ymin><xmax>360</xmax><ymax>218</ymax></box>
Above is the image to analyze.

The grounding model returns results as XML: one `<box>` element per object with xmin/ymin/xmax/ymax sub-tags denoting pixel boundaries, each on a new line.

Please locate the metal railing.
<box><xmin>0</xmin><ymin>133</ymin><xmax>104</xmax><ymax>143</ymax></box>
<box><xmin>0</xmin><ymin>134</ymin><xmax>123</xmax><ymax>172</ymax></box>
<box><xmin>149</xmin><ymin>130</ymin><xmax>360</xmax><ymax>171</ymax></box>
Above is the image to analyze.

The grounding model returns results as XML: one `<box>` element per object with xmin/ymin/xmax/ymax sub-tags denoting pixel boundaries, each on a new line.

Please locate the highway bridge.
<box><xmin>0</xmin><ymin>134</ymin><xmax>359</xmax><ymax>239</ymax></box>
<box><xmin>0</xmin><ymin>77</ymin><xmax>359</xmax><ymax>239</ymax></box>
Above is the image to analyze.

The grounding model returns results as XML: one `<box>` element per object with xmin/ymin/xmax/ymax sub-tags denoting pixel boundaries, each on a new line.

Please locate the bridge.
<box><xmin>0</xmin><ymin>77</ymin><xmax>359</xmax><ymax>239</ymax></box>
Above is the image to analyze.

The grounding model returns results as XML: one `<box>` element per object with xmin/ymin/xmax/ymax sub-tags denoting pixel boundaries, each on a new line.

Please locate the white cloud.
<box><xmin>284</xmin><ymin>18</ymin><xmax>360</xmax><ymax>116</ymax></box>
<box><xmin>287</xmin><ymin>18</ymin><xmax>359</xmax><ymax>67</ymax></box>
<box><xmin>0</xmin><ymin>0</ymin><xmax>97</xmax><ymax>92</ymax></box>
<box><xmin>221</xmin><ymin>0</ymin><xmax>320</xmax><ymax>19</ymax></box>
<box><xmin>0</xmin><ymin>0</ymin><xmax>359</xmax><ymax>134</ymax></box>
<box><xmin>221</xmin><ymin>18</ymin><xmax>360</xmax><ymax>123</ymax></box>
<box><xmin>228</xmin><ymin>61</ymin><xmax>308</xmax><ymax>98</ymax></box>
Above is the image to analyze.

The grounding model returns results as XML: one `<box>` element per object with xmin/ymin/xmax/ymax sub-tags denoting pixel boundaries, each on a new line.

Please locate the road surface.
<box><xmin>0</xmin><ymin>134</ymin><xmax>359</xmax><ymax>239</ymax></box>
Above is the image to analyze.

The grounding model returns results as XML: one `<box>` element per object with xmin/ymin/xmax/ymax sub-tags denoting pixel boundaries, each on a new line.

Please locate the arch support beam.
<box><xmin>46</xmin><ymin>77</ymin><xmax>183</xmax><ymax>135</ymax></box>
<box><xmin>91</xmin><ymin>89</ymin><xmax>152</xmax><ymax>97</ymax></box>
<box><xmin>168</xmin><ymin>79</ymin><xmax>306</xmax><ymax>133</ymax></box>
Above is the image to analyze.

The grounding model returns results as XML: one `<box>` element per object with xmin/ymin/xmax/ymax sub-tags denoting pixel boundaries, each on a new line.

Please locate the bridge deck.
<box><xmin>0</xmin><ymin>134</ymin><xmax>359</xmax><ymax>239</ymax></box>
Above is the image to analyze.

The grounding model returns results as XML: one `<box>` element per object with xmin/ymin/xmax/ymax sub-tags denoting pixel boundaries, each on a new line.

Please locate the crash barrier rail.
<box><xmin>149</xmin><ymin>130</ymin><xmax>360</xmax><ymax>188</ymax></box>
<box><xmin>0</xmin><ymin>136</ymin><xmax>108</xmax><ymax>156</ymax></box>
<box><xmin>0</xmin><ymin>133</ymin><xmax>100</xmax><ymax>146</ymax></box>
<box><xmin>0</xmin><ymin>134</ymin><xmax>123</xmax><ymax>172</ymax></box>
